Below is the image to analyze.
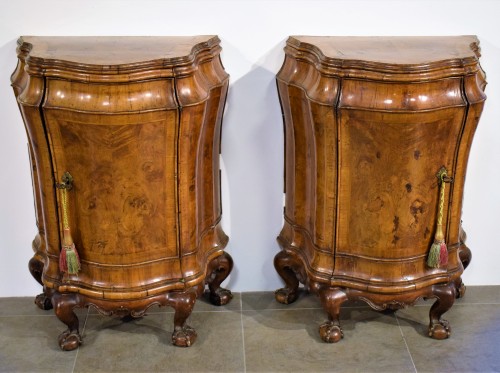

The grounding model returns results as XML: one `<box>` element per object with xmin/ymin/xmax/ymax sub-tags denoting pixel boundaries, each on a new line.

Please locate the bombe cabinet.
<box><xmin>11</xmin><ymin>36</ymin><xmax>233</xmax><ymax>350</ymax></box>
<box><xmin>274</xmin><ymin>36</ymin><xmax>486</xmax><ymax>342</ymax></box>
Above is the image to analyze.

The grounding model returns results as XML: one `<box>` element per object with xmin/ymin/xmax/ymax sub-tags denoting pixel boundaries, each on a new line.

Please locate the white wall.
<box><xmin>1</xmin><ymin>0</ymin><xmax>499</xmax><ymax>297</ymax></box>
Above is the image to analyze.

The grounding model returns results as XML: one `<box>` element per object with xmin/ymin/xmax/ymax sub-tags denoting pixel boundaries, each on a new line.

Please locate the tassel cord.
<box><xmin>426</xmin><ymin>167</ymin><xmax>450</xmax><ymax>269</ymax></box>
<box><xmin>61</xmin><ymin>187</ymin><xmax>70</xmax><ymax>231</ymax></box>
<box><xmin>58</xmin><ymin>172</ymin><xmax>80</xmax><ymax>275</ymax></box>
<box><xmin>436</xmin><ymin>173</ymin><xmax>446</xmax><ymax>239</ymax></box>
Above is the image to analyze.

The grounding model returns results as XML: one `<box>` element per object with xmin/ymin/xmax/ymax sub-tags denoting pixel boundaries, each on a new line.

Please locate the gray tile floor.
<box><xmin>1</xmin><ymin>286</ymin><xmax>500</xmax><ymax>373</ymax></box>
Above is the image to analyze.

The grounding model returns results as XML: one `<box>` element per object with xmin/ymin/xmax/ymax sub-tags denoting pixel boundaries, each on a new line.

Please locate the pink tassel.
<box><xmin>439</xmin><ymin>241</ymin><xmax>448</xmax><ymax>267</ymax></box>
<box><xmin>59</xmin><ymin>247</ymin><xmax>68</xmax><ymax>273</ymax></box>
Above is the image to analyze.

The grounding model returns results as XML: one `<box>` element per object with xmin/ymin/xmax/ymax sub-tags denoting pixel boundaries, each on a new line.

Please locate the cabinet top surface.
<box><xmin>289</xmin><ymin>36</ymin><xmax>480</xmax><ymax>65</ymax></box>
<box><xmin>18</xmin><ymin>35</ymin><xmax>219</xmax><ymax>66</ymax></box>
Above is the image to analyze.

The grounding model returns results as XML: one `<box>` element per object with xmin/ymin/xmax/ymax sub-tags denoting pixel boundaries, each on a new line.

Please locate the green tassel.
<box><xmin>65</xmin><ymin>244</ymin><xmax>81</xmax><ymax>275</ymax></box>
<box><xmin>427</xmin><ymin>241</ymin><xmax>441</xmax><ymax>268</ymax></box>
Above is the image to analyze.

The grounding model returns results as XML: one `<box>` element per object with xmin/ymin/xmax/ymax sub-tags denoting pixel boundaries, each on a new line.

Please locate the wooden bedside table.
<box><xmin>11</xmin><ymin>35</ymin><xmax>233</xmax><ymax>350</ymax></box>
<box><xmin>274</xmin><ymin>36</ymin><xmax>486</xmax><ymax>342</ymax></box>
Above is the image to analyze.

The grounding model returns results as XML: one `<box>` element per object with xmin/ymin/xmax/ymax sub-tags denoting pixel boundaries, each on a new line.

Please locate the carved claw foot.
<box><xmin>35</xmin><ymin>293</ymin><xmax>53</xmax><ymax>310</ymax></box>
<box><xmin>29</xmin><ymin>255</ymin><xmax>53</xmax><ymax>310</ymax></box>
<box><xmin>429</xmin><ymin>319</ymin><xmax>451</xmax><ymax>340</ymax></box>
<box><xmin>459</xmin><ymin>245</ymin><xmax>472</xmax><ymax>270</ymax></box>
<box><xmin>206</xmin><ymin>252</ymin><xmax>234</xmax><ymax>307</ymax></box>
<box><xmin>172</xmin><ymin>325</ymin><xmax>197</xmax><ymax>347</ymax></box>
<box><xmin>52</xmin><ymin>292</ymin><xmax>81</xmax><ymax>351</ymax></box>
<box><xmin>168</xmin><ymin>289</ymin><xmax>197</xmax><ymax>347</ymax></box>
<box><xmin>459</xmin><ymin>226</ymin><xmax>472</xmax><ymax>270</ymax></box>
<box><xmin>318</xmin><ymin>287</ymin><xmax>348</xmax><ymax>343</ymax></box>
<box><xmin>58</xmin><ymin>329</ymin><xmax>82</xmax><ymax>351</ymax></box>
<box><xmin>274</xmin><ymin>250</ymin><xmax>302</xmax><ymax>305</ymax></box>
<box><xmin>456</xmin><ymin>280</ymin><xmax>466</xmax><ymax>299</ymax></box>
<box><xmin>28</xmin><ymin>246</ymin><xmax>45</xmax><ymax>287</ymax></box>
<box><xmin>319</xmin><ymin>321</ymin><xmax>344</xmax><ymax>343</ymax></box>
<box><xmin>209</xmin><ymin>287</ymin><xmax>233</xmax><ymax>306</ymax></box>
<box><xmin>275</xmin><ymin>287</ymin><xmax>298</xmax><ymax>304</ymax></box>
<box><xmin>428</xmin><ymin>282</ymin><xmax>455</xmax><ymax>340</ymax></box>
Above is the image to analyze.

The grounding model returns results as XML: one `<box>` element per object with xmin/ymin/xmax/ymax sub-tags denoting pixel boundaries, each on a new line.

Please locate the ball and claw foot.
<box><xmin>319</xmin><ymin>321</ymin><xmax>344</xmax><ymax>343</ymax></box>
<box><xmin>428</xmin><ymin>319</ymin><xmax>451</xmax><ymax>340</ymax></box>
<box><xmin>172</xmin><ymin>325</ymin><xmax>197</xmax><ymax>347</ymax></box>
<box><xmin>58</xmin><ymin>329</ymin><xmax>82</xmax><ymax>351</ymax></box>
<box><xmin>35</xmin><ymin>293</ymin><xmax>53</xmax><ymax>310</ymax></box>
<box><xmin>275</xmin><ymin>288</ymin><xmax>298</xmax><ymax>304</ymax></box>
<box><xmin>456</xmin><ymin>281</ymin><xmax>466</xmax><ymax>299</ymax></box>
<box><xmin>210</xmin><ymin>288</ymin><xmax>233</xmax><ymax>306</ymax></box>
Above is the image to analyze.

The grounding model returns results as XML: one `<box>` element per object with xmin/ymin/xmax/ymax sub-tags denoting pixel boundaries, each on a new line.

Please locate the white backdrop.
<box><xmin>0</xmin><ymin>0</ymin><xmax>499</xmax><ymax>296</ymax></box>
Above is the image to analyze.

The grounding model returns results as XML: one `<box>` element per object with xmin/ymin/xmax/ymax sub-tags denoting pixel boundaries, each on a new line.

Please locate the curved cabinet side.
<box><xmin>11</xmin><ymin>47</ymin><xmax>52</xmax><ymax>308</ymax></box>
<box><xmin>447</xmin><ymin>69</ymin><xmax>487</xmax><ymax>253</ymax></box>
<box><xmin>15</xmin><ymin>56</ymin><xmax>62</xmax><ymax>289</ymax></box>
<box><xmin>176</xmin><ymin>55</ymin><xmax>230</xmax><ymax>285</ymax></box>
<box><xmin>276</xmin><ymin>55</ymin><xmax>340</xmax><ymax>281</ymax></box>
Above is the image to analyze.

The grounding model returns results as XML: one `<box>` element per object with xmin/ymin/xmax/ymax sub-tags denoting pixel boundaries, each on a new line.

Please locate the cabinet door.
<box><xmin>43</xmin><ymin>78</ymin><xmax>182</xmax><ymax>291</ymax></box>
<box><xmin>335</xmin><ymin>78</ymin><xmax>466</xmax><ymax>283</ymax></box>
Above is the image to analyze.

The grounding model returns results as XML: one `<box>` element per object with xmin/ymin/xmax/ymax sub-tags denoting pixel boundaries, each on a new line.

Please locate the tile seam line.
<box><xmin>240</xmin><ymin>306</ymin><xmax>368</xmax><ymax>312</ymax></box>
<box><xmin>84</xmin><ymin>309</ymin><xmax>236</xmax><ymax>315</ymax></box>
<box><xmin>72</xmin><ymin>308</ymin><xmax>89</xmax><ymax>373</ymax></box>
<box><xmin>395</xmin><ymin>313</ymin><xmax>418</xmax><ymax>373</ymax></box>
<box><xmin>191</xmin><ymin>309</ymin><xmax>237</xmax><ymax>313</ymax></box>
<box><xmin>414</xmin><ymin>302</ymin><xmax>500</xmax><ymax>306</ymax></box>
<box><xmin>0</xmin><ymin>314</ymin><xmax>61</xmax><ymax>318</ymax></box>
<box><xmin>240</xmin><ymin>295</ymin><xmax>247</xmax><ymax>373</ymax></box>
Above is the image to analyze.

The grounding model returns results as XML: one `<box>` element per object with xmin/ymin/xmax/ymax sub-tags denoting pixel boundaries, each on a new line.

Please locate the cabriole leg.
<box><xmin>318</xmin><ymin>287</ymin><xmax>348</xmax><ymax>343</ymax></box>
<box><xmin>274</xmin><ymin>250</ymin><xmax>301</xmax><ymax>304</ymax></box>
<box><xmin>456</xmin><ymin>226</ymin><xmax>471</xmax><ymax>298</ymax></box>
<box><xmin>459</xmin><ymin>244</ymin><xmax>472</xmax><ymax>270</ymax></box>
<box><xmin>168</xmin><ymin>289</ymin><xmax>197</xmax><ymax>347</ymax></box>
<box><xmin>28</xmin><ymin>254</ymin><xmax>43</xmax><ymax>286</ymax></box>
<box><xmin>428</xmin><ymin>282</ymin><xmax>456</xmax><ymax>340</ymax></box>
<box><xmin>52</xmin><ymin>292</ymin><xmax>82</xmax><ymax>351</ymax></box>
<box><xmin>455</xmin><ymin>278</ymin><xmax>466</xmax><ymax>299</ymax></box>
<box><xmin>29</xmin><ymin>253</ymin><xmax>53</xmax><ymax>310</ymax></box>
<box><xmin>206</xmin><ymin>252</ymin><xmax>233</xmax><ymax>306</ymax></box>
<box><xmin>457</xmin><ymin>245</ymin><xmax>471</xmax><ymax>299</ymax></box>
